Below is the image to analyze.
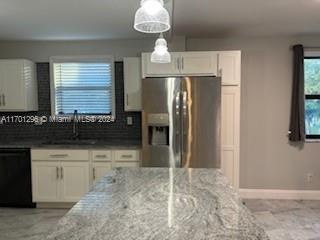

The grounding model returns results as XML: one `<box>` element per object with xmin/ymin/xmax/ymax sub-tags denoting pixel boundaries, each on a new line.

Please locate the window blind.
<box><xmin>53</xmin><ymin>62</ymin><xmax>113</xmax><ymax>115</ymax></box>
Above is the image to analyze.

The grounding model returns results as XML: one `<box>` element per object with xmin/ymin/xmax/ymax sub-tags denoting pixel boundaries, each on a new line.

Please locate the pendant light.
<box><xmin>134</xmin><ymin>0</ymin><xmax>171</xmax><ymax>33</ymax></box>
<box><xmin>151</xmin><ymin>33</ymin><xmax>171</xmax><ymax>63</ymax></box>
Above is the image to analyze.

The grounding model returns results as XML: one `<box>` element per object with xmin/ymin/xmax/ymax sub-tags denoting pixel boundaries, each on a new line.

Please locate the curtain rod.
<box><xmin>290</xmin><ymin>46</ymin><xmax>320</xmax><ymax>50</ymax></box>
<box><xmin>304</xmin><ymin>47</ymin><xmax>320</xmax><ymax>49</ymax></box>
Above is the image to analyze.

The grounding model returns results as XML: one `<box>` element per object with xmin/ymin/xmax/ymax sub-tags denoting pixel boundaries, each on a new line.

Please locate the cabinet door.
<box><xmin>124</xmin><ymin>57</ymin><xmax>142</xmax><ymax>111</ymax></box>
<box><xmin>32</xmin><ymin>162</ymin><xmax>60</xmax><ymax>202</ymax></box>
<box><xmin>0</xmin><ymin>60</ymin><xmax>25</xmax><ymax>110</ymax></box>
<box><xmin>60</xmin><ymin>162</ymin><xmax>89</xmax><ymax>202</ymax></box>
<box><xmin>221</xmin><ymin>86</ymin><xmax>240</xmax><ymax>188</ymax></box>
<box><xmin>92</xmin><ymin>162</ymin><xmax>112</xmax><ymax>184</ymax></box>
<box><xmin>218</xmin><ymin>51</ymin><xmax>241</xmax><ymax>85</ymax></box>
<box><xmin>180</xmin><ymin>52</ymin><xmax>218</xmax><ymax>76</ymax></box>
<box><xmin>142</xmin><ymin>53</ymin><xmax>180</xmax><ymax>77</ymax></box>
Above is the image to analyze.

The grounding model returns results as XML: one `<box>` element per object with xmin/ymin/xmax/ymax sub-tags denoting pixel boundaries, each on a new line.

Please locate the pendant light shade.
<box><xmin>134</xmin><ymin>0</ymin><xmax>171</xmax><ymax>33</ymax></box>
<box><xmin>151</xmin><ymin>34</ymin><xmax>171</xmax><ymax>63</ymax></box>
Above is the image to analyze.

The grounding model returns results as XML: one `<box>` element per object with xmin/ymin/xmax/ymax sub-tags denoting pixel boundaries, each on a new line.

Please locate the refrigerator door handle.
<box><xmin>175</xmin><ymin>92</ymin><xmax>180</xmax><ymax>157</ymax></box>
<box><xmin>181</xmin><ymin>91</ymin><xmax>187</xmax><ymax>156</ymax></box>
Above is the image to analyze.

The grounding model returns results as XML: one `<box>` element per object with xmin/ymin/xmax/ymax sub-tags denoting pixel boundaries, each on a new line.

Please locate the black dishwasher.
<box><xmin>0</xmin><ymin>148</ymin><xmax>35</xmax><ymax>208</ymax></box>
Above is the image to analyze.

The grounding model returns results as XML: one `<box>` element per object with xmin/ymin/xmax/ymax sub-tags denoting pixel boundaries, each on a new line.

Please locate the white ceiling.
<box><xmin>0</xmin><ymin>0</ymin><xmax>320</xmax><ymax>40</ymax></box>
<box><xmin>0</xmin><ymin>0</ymin><xmax>172</xmax><ymax>40</ymax></box>
<box><xmin>174</xmin><ymin>0</ymin><xmax>320</xmax><ymax>37</ymax></box>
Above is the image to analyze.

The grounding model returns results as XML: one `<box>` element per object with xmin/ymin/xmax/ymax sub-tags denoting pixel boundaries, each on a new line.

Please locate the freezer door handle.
<box><xmin>175</xmin><ymin>92</ymin><xmax>180</xmax><ymax>116</ymax></box>
<box><xmin>175</xmin><ymin>92</ymin><xmax>181</xmax><ymax>166</ymax></box>
<box><xmin>175</xmin><ymin>91</ymin><xmax>180</xmax><ymax>140</ymax></box>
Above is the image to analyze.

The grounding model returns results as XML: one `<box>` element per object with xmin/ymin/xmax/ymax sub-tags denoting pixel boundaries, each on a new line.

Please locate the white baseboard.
<box><xmin>239</xmin><ymin>189</ymin><xmax>320</xmax><ymax>200</ymax></box>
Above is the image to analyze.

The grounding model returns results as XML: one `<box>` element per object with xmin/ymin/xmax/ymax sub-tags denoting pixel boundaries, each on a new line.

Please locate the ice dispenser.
<box><xmin>147</xmin><ymin>114</ymin><xmax>169</xmax><ymax>146</ymax></box>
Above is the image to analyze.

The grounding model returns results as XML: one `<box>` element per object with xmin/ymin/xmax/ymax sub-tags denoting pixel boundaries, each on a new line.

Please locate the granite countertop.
<box><xmin>45</xmin><ymin>168</ymin><xmax>269</xmax><ymax>240</ymax></box>
<box><xmin>0</xmin><ymin>139</ymin><xmax>141</xmax><ymax>149</ymax></box>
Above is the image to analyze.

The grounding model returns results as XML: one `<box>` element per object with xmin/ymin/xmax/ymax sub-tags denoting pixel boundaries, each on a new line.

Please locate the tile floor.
<box><xmin>244</xmin><ymin>199</ymin><xmax>320</xmax><ymax>240</ymax></box>
<box><xmin>0</xmin><ymin>208</ymin><xmax>68</xmax><ymax>240</ymax></box>
<box><xmin>0</xmin><ymin>200</ymin><xmax>320</xmax><ymax>240</ymax></box>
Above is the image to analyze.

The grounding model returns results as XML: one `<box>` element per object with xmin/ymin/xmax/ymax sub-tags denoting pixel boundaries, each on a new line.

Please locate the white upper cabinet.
<box><xmin>124</xmin><ymin>57</ymin><xmax>142</xmax><ymax>111</ymax></box>
<box><xmin>142</xmin><ymin>52</ymin><xmax>218</xmax><ymax>78</ymax></box>
<box><xmin>180</xmin><ymin>52</ymin><xmax>218</xmax><ymax>76</ymax></box>
<box><xmin>142</xmin><ymin>52</ymin><xmax>181</xmax><ymax>78</ymax></box>
<box><xmin>218</xmin><ymin>51</ymin><xmax>241</xmax><ymax>86</ymax></box>
<box><xmin>0</xmin><ymin>59</ymin><xmax>38</xmax><ymax>112</ymax></box>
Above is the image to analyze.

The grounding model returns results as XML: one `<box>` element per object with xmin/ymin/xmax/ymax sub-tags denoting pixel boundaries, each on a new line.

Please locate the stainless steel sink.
<box><xmin>42</xmin><ymin>139</ymin><xmax>97</xmax><ymax>145</ymax></box>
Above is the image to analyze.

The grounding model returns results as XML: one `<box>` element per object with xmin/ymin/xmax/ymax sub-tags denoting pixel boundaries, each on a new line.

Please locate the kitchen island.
<box><xmin>45</xmin><ymin>168</ymin><xmax>268</xmax><ymax>240</ymax></box>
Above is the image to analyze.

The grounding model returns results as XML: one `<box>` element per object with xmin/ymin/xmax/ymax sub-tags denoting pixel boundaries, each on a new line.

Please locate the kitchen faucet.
<box><xmin>72</xmin><ymin>110</ymin><xmax>80</xmax><ymax>140</ymax></box>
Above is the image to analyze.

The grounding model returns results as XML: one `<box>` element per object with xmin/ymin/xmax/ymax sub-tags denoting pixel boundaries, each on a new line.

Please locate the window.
<box><xmin>304</xmin><ymin>54</ymin><xmax>320</xmax><ymax>139</ymax></box>
<box><xmin>50</xmin><ymin>56</ymin><xmax>115</xmax><ymax>116</ymax></box>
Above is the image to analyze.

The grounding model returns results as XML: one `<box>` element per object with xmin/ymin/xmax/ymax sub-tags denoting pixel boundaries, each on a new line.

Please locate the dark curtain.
<box><xmin>289</xmin><ymin>44</ymin><xmax>305</xmax><ymax>142</ymax></box>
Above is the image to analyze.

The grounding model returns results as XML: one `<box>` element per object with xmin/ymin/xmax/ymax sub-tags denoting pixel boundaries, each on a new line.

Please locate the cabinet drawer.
<box><xmin>31</xmin><ymin>149</ymin><xmax>89</xmax><ymax>161</ymax></box>
<box><xmin>114</xmin><ymin>162</ymin><xmax>140</xmax><ymax>168</ymax></box>
<box><xmin>92</xmin><ymin>150</ymin><xmax>112</xmax><ymax>162</ymax></box>
<box><xmin>114</xmin><ymin>150</ymin><xmax>140</xmax><ymax>161</ymax></box>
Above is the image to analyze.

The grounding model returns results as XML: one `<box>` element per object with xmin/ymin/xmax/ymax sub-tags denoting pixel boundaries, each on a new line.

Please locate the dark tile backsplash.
<box><xmin>0</xmin><ymin>62</ymin><xmax>142</xmax><ymax>144</ymax></box>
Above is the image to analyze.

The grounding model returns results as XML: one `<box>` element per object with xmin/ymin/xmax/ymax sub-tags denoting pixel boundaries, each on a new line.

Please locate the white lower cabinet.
<box><xmin>32</xmin><ymin>161</ymin><xmax>89</xmax><ymax>203</ymax></box>
<box><xmin>114</xmin><ymin>150</ymin><xmax>140</xmax><ymax>162</ymax></box>
<box><xmin>32</xmin><ymin>149</ymin><xmax>141</xmax><ymax>203</ymax></box>
<box><xmin>114</xmin><ymin>150</ymin><xmax>140</xmax><ymax>168</ymax></box>
<box><xmin>60</xmin><ymin>162</ymin><xmax>89</xmax><ymax>202</ymax></box>
<box><xmin>32</xmin><ymin>162</ymin><xmax>60</xmax><ymax>202</ymax></box>
<box><xmin>92</xmin><ymin>162</ymin><xmax>112</xmax><ymax>184</ymax></box>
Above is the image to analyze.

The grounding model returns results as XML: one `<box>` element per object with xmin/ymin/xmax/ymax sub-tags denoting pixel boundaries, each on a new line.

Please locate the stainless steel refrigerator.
<box><xmin>142</xmin><ymin>76</ymin><xmax>221</xmax><ymax>168</ymax></box>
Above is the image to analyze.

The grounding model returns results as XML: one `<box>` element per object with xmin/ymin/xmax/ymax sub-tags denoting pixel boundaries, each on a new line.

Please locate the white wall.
<box><xmin>0</xmin><ymin>36</ymin><xmax>185</xmax><ymax>62</ymax></box>
<box><xmin>188</xmin><ymin>36</ymin><xmax>320</xmax><ymax>190</ymax></box>
<box><xmin>1</xmin><ymin>35</ymin><xmax>319</xmax><ymax>190</ymax></box>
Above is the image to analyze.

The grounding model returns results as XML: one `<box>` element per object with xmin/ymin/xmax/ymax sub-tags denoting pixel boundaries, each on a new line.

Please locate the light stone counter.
<box><xmin>45</xmin><ymin>168</ymin><xmax>269</xmax><ymax>240</ymax></box>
